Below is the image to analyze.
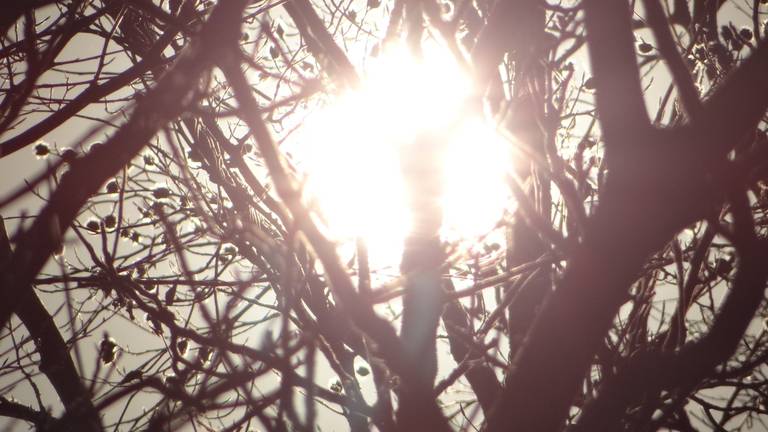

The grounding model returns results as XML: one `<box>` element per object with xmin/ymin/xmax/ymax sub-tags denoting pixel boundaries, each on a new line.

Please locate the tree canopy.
<box><xmin>2</xmin><ymin>0</ymin><xmax>768</xmax><ymax>431</ymax></box>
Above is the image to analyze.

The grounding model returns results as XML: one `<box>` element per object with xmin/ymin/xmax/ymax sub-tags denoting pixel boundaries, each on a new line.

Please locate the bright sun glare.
<box><xmin>288</xmin><ymin>43</ymin><xmax>512</xmax><ymax>269</ymax></box>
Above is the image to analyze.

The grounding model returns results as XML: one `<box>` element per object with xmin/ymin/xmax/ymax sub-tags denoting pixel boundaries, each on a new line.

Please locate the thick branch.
<box><xmin>471</xmin><ymin>0</ymin><xmax>544</xmax><ymax>88</ymax></box>
<box><xmin>0</xmin><ymin>217</ymin><xmax>100</xmax><ymax>431</ymax></box>
<box><xmin>695</xmin><ymin>39</ymin><xmax>768</xmax><ymax>157</ymax></box>
<box><xmin>487</xmin><ymin>212</ymin><xmax>655</xmax><ymax>432</ymax></box>
<box><xmin>0</xmin><ymin>396</ymin><xmax>52</xmax><ymax>429</ymax></box>
<box><xmin>397</xmin><ymin>137</ymin><xmax>450</xmax><ymax>430</ymax></box>
<box><xmin>582</xmin><ymin>0</ymin><xmax>649</xmax><ymax>144</ymax></box>
<box><xmin>572</xmin><ymin>195</ymin><xmax>768</xmax><ymax>431</ymax></box>
<box><xmin>0</xmin><ymin>0</ymin><xmax>57</xmax><ymax>37</ymax></box>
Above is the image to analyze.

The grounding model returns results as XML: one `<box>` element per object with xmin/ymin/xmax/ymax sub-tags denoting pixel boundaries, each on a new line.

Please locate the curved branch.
<box><xmin>572</xmin><ymin>192</ymin><xmax>768</xmax><ymax>431</ymax></box>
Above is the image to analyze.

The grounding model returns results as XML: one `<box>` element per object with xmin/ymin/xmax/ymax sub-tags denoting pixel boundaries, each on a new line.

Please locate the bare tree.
<box><xmin>2</xmin><ymin>0</ymin><xmax>768</xmax><ymax>431</ymax></box>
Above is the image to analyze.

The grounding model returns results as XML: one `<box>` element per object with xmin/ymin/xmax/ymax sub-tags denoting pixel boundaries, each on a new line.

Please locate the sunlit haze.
<box><xmin>288</xmin><ymin>43</ymin><xmax>512</xmax><ymax>269</ymax></box>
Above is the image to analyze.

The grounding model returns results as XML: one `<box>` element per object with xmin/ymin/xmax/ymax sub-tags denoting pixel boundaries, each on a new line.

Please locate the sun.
<box><xmin>287</xmin><ymin>42</ymin><xmax>513</xmax><ymax>269</ymax></box>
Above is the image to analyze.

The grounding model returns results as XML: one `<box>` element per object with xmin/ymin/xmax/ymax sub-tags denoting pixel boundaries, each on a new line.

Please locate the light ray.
<box><xmin>287</xmin><ymin>43</ymin><xmax>513</xmax><ymax>269</ymax></box>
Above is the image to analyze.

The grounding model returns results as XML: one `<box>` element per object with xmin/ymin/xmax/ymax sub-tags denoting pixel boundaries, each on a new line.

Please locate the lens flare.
<box><xmin>287</xmin><ymin>43</ymin><xmax>512</xmax><ymax>268</ymax></box>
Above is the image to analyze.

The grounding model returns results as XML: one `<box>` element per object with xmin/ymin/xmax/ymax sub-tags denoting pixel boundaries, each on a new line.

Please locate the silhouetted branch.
<box><xmin>283</xmin><ymin>0</ymin><xmax>359</xmax><ymax>87</ymax></box>
<box><xmin>0</xmin><ymin>3</ymin><xmax>249</xmax><ymax>430</ymax></box>
<box><xmin>442</xmin><ymin>281</ymin><xmax>501</xmax><ymax>415</ymax></box>
<box><xmin>643</xmin><ymin>0</ymin><xmax>702</xmax><ymax>120</ymax></box>
<box><xmin>582</xmin><ymin>0</ymin><xmax>649</xmax><ymax>145</ymax></box>
<box><xmin>695</xmin><ymin>39</ymin><xmax>768</xmax><ymax>157</ymax></box>
<box><xmin>0</xmin><ymin>216</ymin><xmax>101</xmax><ymax>431</ymax></box>
<box><xmin>0</xmin><ymin>28</ymin><xmax>177</xmax><ymax>158</ymax></box>
<box><xmin>0</xmin><ymin>396</ymin><xmax>52</xmax><ymax>429</ymax></box>
<box><xmin>572</xmin><ymin>191</ymin><xmax>767</xmax><ymax>431</ymax></box>
<box><xmin>221</xmin><ymin>55</ymin><xmax>407</xmax><ymax>378</ymax></box>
